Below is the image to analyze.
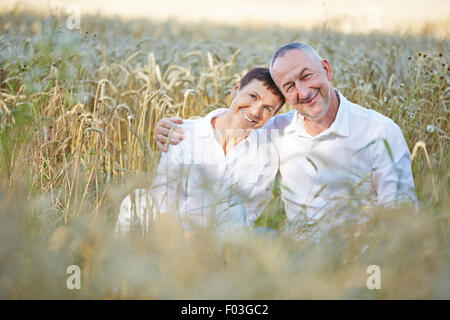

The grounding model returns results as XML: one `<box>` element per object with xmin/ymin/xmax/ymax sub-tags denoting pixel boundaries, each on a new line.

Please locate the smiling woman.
<box><xmin>215</xmin><ymin>67</ymin><xmax>285</xmax><ymax>147</ymax></box>
<box><xmin>118</xmin><ymin>67</ymin><xmax>284</xmax><ymax>236</ymax></box>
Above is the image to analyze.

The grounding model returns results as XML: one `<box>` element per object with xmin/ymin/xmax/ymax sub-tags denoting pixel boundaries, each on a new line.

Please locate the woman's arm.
<box><xmin>151</xmin><ymin>146</ymin><xmax>184</xmax><ymax>216</ymax></box>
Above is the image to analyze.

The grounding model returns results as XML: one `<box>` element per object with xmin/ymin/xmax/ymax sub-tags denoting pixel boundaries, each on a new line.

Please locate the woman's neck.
<box><xmin>211</xmin><ymin>111</ymin><xmax>249</xmax><ymax>154</ymax></box>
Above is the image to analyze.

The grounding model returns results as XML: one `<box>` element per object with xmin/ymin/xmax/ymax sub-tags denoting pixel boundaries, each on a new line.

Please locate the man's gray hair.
<box><xmin>269</xmin><ymin>42</ymin><xmax>323</xmax><ymax>78</ymax></box>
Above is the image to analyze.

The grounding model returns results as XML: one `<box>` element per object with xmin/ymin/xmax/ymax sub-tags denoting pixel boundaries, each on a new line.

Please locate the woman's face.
<box><xmin>229</xmin><ymin>79</ymin><xmax>283</xmax><ymax>130</ymax></box>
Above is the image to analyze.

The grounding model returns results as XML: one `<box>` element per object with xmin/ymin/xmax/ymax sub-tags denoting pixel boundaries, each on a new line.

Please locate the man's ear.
<box><xmin>230</xmin><ymin>81</ymin><xmax>240</xmax><ymax>100</ymax></box>
<box><xmin>321</xmin><ymin>59</ymin><xmax>333</xmax><ymax>82</ymax></box>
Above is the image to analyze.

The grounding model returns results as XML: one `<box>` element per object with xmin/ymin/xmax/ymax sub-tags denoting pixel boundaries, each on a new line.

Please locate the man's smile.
<box><xmin>300</xmin><ymin>89</ymin><xmax>320</xmax><ymax>105</ymax></box>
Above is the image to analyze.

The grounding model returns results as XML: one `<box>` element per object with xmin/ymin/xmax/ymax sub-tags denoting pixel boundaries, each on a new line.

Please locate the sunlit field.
<box><xmin>4</xmin><ymin>0</ymin><xmax>450</xmax><ymax>37</ymax></box>
<box><xmin>0</xmin><ymin>7</ymin><xmax>449</xmax><ymax>299</ymax></box>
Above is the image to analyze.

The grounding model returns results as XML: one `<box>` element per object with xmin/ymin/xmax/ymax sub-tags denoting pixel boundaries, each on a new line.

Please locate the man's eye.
<box><xmin>264</xmin><ymin>106</ymin><xmax>272</xmax><ymax>112</ymax></box>
<box><xmin>285</xmin><ymin>84</ymin><xmax>293</xmax><ymax>93</ymax></box>
<box><xmin>304</xmin><ymin>73</ymin><xmax>312</xmax><ymax>79</ymax></box>
<box><xmin>249</xmin><ymin>94</ymin><xmax>256</xmax><ymax>99</ymax></box>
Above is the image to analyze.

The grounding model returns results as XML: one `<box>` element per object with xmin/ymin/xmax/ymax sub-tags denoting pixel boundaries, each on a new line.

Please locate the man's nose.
<box><xmin>294</xmin><ymin>80</ymin><xmax>309</xmax><ymax>101</ymax></box>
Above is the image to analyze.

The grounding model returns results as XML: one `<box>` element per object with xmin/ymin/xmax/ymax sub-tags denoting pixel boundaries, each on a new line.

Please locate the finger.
<box><xmin>169</xmin><ymin>134</ymin><xmax>182</xmax><ymax>145</ymax></box>
<box><xmin>170</xmin><ymin>132</ymin><xmax>184</xmax><ymax>142</ymax></box>
<box><xmin>158</xmin><ymin>118</ymin><xmax>177</xmax><ymax>130</ymax></box>
<box><xmin>156</xmin><ymin>134</ymin><xmax>169</xmax><ymax>145</ymax></box>
<box><xmin>158</xmin><ymin>134</ymin><xmax>180</xmax><ymax>146</ymax></box>
<box><xmin>176</xmin><ymin>127</ymin><xmax>185</xmax><ymax>136</ymax></box>
<box><xmin>163</xmin><ymin>123</ymin><xmax>185</xmax><ymax>136</ymax></box>
<box><xmin>156</xmin><ymin>122</ymin><xmax>185</xmax><ymax>137</ymax></box>
<box><xmin>156</xmin><ymin>141</ymin><xmax>165</xmax><ymax>151</ymax></box>
<box><xmin>156</xmin><ymin>141</ymin><xmax>168</xmax><ymax>153</ymax></box>
<box><xmin>156</xmin><ymin>126</ymin><xmax>171</xmax><ymax>137</ymax></box>
<box><xmin>169</xmin><ymin>117</ymin><xmax>184</xmax><ymax>124</ymax></box>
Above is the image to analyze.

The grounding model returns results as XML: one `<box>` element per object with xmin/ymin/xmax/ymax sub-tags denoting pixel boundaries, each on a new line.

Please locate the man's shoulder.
<box><xmin>346</xmin><ymin>98</ymin><xmax>400</xmax><ymax>133</ymax></box>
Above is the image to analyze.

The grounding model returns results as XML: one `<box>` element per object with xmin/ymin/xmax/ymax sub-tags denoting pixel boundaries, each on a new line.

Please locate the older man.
<box><xmin>155</xmin><ymin>42</ymin><xmax>418</xmax><ymax>227</ymax></box>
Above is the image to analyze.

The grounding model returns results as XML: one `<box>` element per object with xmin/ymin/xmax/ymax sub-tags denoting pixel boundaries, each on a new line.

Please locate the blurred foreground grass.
<box><xmin>0</xmin><ymin>11</ymin><xmax>449</xmax><ymax>298</ymax></box>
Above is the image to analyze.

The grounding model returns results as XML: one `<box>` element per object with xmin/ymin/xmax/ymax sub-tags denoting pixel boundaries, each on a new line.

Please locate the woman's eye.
<box><xmin>249</xmin><ymin>94</ymin><xmax>256</xmax><ymax>99</ymax></box>
<box><xmin>304</xmin><ymin>73</ymin><xmax>312</xmax><ymax>79</ymax></box>
<box><xmin>264</xmin><ymin>106</ymin><xmax>272</xmax><ymax>112</ymax></box>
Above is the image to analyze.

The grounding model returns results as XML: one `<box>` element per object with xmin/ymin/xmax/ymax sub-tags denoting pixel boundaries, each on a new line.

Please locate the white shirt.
<box><xmin>263</xmin><ymin>90</ymin><xmax>418</xmax><ymax>224</ymax></box>
<box><xmin>116</xmin><ymin>188</ymin><xmax>154</xmax><ymax>235</ymax></box>
<box><xmin>151</xmin><ymin>108</ymin><xmax>279</xmax><ymax>233</ymax></box>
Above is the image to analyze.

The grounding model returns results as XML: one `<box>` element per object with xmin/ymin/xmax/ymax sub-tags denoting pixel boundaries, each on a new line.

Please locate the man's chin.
<box><xmin>300</xmin><ymin>108</ymin><xmax>328</xmax><ymax>121</ymax></box>
<box><xmin>302</xmin><ymin>113</ymin><xmax>322</xmax><ymax>121</ymax></box>
<box><xmin>296</xmin><ymin>102</ymin><xmax>330</xmax><ymax>122</ymax></box>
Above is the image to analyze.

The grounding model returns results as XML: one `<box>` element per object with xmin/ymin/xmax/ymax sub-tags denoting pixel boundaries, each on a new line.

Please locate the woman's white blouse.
<box><xmin>151</xmin><ymin>108</ymin><xmax>279</xmax><ymax>233</ymax></box>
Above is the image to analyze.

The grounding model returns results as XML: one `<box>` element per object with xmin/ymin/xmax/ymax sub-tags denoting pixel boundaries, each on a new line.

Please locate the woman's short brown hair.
<box><xmin>239</xmin><ymin>67</ymin><xmax>285</xmax><ymax>111</ymax></box>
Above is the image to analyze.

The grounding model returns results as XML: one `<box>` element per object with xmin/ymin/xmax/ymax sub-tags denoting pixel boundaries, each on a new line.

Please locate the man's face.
<box><xmin>271</xmin><ymin>49</ymin><xmax>333</xmax><ymax>121</ymax></box>
<box><xmin>229</xmin><ymin>79</ymin><xmax>282</xmax><ymax>129</ymax></box>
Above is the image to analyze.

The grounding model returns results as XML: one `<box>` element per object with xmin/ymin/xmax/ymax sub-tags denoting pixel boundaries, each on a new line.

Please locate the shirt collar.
<box><xmin>192</xmin><ymin>108</ymin><xmax>259</xmax><ymax>145</ymax></box>
<box><xmin>284</xmin><ymin>89</ymin><xmax>350</xmax><ymax>138</ymax></box>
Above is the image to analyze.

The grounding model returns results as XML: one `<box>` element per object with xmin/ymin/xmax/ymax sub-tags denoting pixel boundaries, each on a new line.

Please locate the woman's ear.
<box><xmin>230</xmin><ymin>81</ymin><xmax>240</xmax><ymax>99</ymax></box>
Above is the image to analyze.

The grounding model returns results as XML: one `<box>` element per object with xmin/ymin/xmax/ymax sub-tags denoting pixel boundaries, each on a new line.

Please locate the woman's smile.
<box><xmin>240</xmin><ymin>108</ymin><xmax>257</xmax><ymax>123</ymax></box>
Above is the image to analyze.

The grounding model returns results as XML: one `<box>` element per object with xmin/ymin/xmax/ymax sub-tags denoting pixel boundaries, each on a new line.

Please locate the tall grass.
<box><xmin>0</xmin><ymin>11</ymin><xmax>448</xmax><ymax>299</ymax></box>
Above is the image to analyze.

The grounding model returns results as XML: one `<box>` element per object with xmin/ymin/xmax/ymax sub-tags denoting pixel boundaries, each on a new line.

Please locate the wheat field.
<box><xmin>0</xmin><ymin>9</ymin><xmax>449</xmax><ymax>299</ymax></box>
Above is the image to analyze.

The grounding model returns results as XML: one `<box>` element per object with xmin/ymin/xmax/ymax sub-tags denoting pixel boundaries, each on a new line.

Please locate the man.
<box><xmin>155</xmin><ymin>42</ymin><xmax>418</xmax><ymax>230</ymax></box>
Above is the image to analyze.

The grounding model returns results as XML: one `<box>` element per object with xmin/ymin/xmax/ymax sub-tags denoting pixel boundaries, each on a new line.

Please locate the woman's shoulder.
<box><xmin>262</xmin><ymin>110</ymin><xmax>296</xmax><ymax>132</ymax></box>
<box><xmin>180</xmin><ymin>118</ymin><xmax>202</xmax><ymax>130</ymax></box>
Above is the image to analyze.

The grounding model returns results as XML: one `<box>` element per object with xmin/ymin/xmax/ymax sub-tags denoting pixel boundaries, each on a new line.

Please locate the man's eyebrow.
<box><xmin>282</xmin><ymin>81</ymin><xmax>293</xmax><ymax>91</ymax></box>
<box><xmin>298</xmin><ymin>68</ymin><xmax>311</xmax><ymax>78</ymax></box>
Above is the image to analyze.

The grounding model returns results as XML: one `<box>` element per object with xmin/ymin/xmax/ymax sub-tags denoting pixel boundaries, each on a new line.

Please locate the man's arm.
<box><xmin>370</xmin><ymin>122</ymin><xmax>418</xmax><ymax>208</ymax></box>
<box><xmin>154</xmin><ymin>117</ymin><xmax>185</xmax><ymax>152</ymax></box>
<box><xmin>154</xmin><ymin>111</ymin><xmax>296</xmax><ymax>152</ymax></box>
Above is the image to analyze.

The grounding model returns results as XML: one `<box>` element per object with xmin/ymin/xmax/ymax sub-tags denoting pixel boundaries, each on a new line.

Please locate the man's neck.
<box><xmin>304</xmin><ymin>89</ymin><xmax>340</xmax><ymax>137</ymax></box>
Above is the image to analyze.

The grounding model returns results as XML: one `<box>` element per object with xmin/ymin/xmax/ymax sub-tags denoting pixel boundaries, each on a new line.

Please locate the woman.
<box><xmin>117</xmin><ymin>67</ymin><xmax>284</xmax><ymax>236</ymax></box>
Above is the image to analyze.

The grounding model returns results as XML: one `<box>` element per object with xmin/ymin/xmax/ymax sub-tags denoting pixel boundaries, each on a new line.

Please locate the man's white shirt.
<box><xmin>151</xmin><ymin>108</ymin><xmax>279</xmax><ymax>232</ymax></box>
<box><xmin>263</xmin><ymin>90</ymin><xmax>418</xmax><ymax>224</ymax></box>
